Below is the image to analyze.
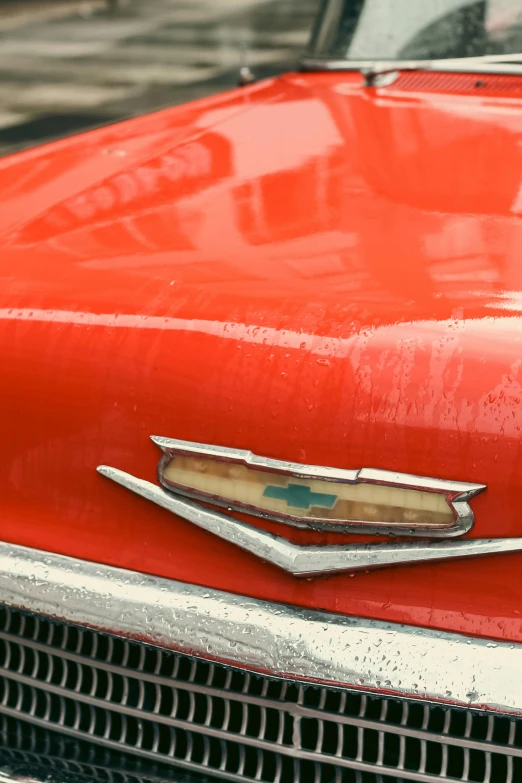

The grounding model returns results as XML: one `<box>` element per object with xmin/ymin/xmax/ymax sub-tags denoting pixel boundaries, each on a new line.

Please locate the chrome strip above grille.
<box><xmin>2</xmin><ymin>607</ymin><xmax>521</xmax><ymax>783</ymax></box>
<box><xmin>0</xmin><ymin>542</ymin><xmax>520</xmax><ymax>716</ymax></box>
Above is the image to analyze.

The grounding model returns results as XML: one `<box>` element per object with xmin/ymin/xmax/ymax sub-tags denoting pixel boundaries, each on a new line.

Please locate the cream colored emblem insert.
<box><xmin>153</xmin><ymin>437</ymin><xmax>485</xmax><ymax>537</ymax></box>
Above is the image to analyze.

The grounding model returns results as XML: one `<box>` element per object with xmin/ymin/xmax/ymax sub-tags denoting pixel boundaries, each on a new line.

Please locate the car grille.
<box><xmin>0</xmin><ymin>606</ymin><xmax>521</xmax><ymax>783</ymax></box>
<box><xmin>0</xmin><ymin>741</ymin><xmax>170</xmax><ymax>783</ymax></box>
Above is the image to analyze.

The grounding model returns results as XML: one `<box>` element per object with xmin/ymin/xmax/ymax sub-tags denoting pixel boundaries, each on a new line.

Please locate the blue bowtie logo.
<box><xmin>263</xmin><ymin>483</ymin><xmax>337</xmax><ymax>510</ymax></box>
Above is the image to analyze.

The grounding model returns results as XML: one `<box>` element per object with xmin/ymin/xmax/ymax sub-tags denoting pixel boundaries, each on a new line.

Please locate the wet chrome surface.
<box><xmin>0</xmin><ymin>541</ymin><xmax>520</xmax><ymax>715</ymax></box>
<box><xmin>1</xmin><ymin>605</ymin><xmax>522</xmax><ymax>782</ymax></box>
<box><xmin>98</xmin><ymin>465</ymin><xmax>520</xmax><ymax>576</ymax></box>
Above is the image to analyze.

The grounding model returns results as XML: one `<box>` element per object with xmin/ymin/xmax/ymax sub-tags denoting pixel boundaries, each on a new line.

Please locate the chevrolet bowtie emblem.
<box><xmin>263</xmin><ymin>483</ymin><xmax>338</xmax><ymax>510</ymax></box>
<box><xmin>98</xmin><ymin>437</ymin><xmax>522</xmax><ymax>577</ymax></box>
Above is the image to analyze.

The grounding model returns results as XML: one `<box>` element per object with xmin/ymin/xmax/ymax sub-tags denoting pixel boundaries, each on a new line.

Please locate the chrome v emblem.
<box><xmin>97</xmin><ymin>441</ymin><xmax>522</xmax><ymax>577</ymax></box>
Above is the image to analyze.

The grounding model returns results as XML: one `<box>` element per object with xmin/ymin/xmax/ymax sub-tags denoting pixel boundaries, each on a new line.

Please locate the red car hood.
<box><xmin>2</xmin><ymin>71</ymin><xmax>522</xmax><ymax>643</ymax></box>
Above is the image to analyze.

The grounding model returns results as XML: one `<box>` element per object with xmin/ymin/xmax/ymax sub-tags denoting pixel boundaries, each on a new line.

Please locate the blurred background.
<box><xmin>0</xmin><ymin>0</ymin><xmax>319</xmax><ymax>157</ymax></box>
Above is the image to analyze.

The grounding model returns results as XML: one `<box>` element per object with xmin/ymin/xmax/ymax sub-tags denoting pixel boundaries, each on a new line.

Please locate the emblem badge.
<box><xmin>98</xmin><ymin>437</ymin><xmax>522</xmax><ymax>577</ymax></box>
<box><xmin>152</xmin><ymin>437</ymin><xmax>482</xmax><ymax>537</ymax></box>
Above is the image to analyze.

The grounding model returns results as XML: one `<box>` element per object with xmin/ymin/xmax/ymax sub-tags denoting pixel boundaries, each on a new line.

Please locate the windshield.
<box><xmin>308</xmin><ymin>0</ymin><xmax>522</xmax><ymax>62</ymax></box>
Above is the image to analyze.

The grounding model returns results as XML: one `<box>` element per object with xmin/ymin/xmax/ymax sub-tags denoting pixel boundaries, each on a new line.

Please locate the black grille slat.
<box><xmin>4</xmin><ymin>652</ymin><xmax>520</xmax><ymax>763</ymax></box>
<box><xmin>2</xmin><ymin>626</ymin><xmax>521</xmax><ymax>760</ymax></box>
<box><xmin>2</xmin><ymin>690</ymin><xmax>468</xmax><ymax>781</ymax></box>
<box><xmin>0</xmin><ymin>608</ymin><xmax>520</xmax><ymax>782</ymax></box>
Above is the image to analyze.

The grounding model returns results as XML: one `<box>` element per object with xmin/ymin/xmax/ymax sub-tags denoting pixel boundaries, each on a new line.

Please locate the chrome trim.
<box><xmin>97</xmin><ymin>465</ymin><xmax>519</xmax><ymax>577</ymax></box>
<box><xmin>0</xmin><ymin>541</ymin><xmax>521</xmax><ymax>714</ymax></box>
<box><xmin>7</xmin><ymin>607</ymin><xmax>521</xmax><ymax>782</ymax></box>
<box><xmin>152</xmin><ymin>436</ymin><xmax>485</xmax><ymax>537</ymax></box>
<box><xmin>300</xmin><ymin>57</ymin><xmax>522</xmax><ymax>75</ymax></box>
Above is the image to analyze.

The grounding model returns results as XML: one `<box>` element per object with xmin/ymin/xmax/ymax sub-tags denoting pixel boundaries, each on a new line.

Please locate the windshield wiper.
<box><xmin>362</xmin><ymin>55</ymin><xmax>522</xmax><ymax>86</ymax></box>
<box><xmin>360</xmin><ymin>64</ymin><xmax>423</xmax><ymax>87</ymax></box>
<box><xmin>302</xmin><ymin>54</ymin><xmax>522</xmax><ymax>82</ymax></box>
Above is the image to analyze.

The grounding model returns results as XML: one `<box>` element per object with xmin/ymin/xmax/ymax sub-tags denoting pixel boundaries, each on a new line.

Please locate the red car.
<box><xmin>2</xmin><ymin>1</ymin><xmax>522</xmax><ymax>781</ymax></box>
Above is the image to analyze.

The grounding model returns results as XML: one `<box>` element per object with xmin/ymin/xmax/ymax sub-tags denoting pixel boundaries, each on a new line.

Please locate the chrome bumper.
<box><xmin>0</xmin><ymin>541</ymin><xmax>518</xmax><ymax>715</ymax></box>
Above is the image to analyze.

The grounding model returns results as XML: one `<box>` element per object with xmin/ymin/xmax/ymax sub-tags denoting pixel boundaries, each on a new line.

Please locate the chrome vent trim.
<box><xmin>0</xmin><ymin>542</ymin><xmax>520</xmax><ymax>717</ymax></box>
<box><xmin>1</xmin><ymin>606</ymin><xmax>522</xmax><ymax>782</ymax></box>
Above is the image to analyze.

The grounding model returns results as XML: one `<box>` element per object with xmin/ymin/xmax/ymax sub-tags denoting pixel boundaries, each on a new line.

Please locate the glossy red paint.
<box><xmin>3</xmin><ymin>71</ymin><xmax>522</xmax><ymax>643</ymax></box>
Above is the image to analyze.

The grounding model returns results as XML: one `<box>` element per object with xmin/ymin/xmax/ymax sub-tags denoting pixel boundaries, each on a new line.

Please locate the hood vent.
<box><xmin>390</xmin><ymin>72</ymin><xmax>522</xmax><ymax>96</ymax></box>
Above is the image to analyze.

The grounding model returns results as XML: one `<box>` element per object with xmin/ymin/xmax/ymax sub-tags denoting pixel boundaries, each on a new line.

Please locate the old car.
<box><xmin>3</xmin><ymin>0</ymin><xmax>522</xmax><ymax>780</ymax></box>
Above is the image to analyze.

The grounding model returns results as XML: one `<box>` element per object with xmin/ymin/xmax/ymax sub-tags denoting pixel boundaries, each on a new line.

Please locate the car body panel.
<box><xmin>3</xmin><ymin>72</ymin><xmax>522</xmax><ymax>642</ymax></box>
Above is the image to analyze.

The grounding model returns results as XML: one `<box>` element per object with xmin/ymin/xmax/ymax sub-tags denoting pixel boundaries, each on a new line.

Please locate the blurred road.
<box><xmin>0</xmin><ymin>0</ymin><xmax>319</xmax><ymax>156</ymax></box>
